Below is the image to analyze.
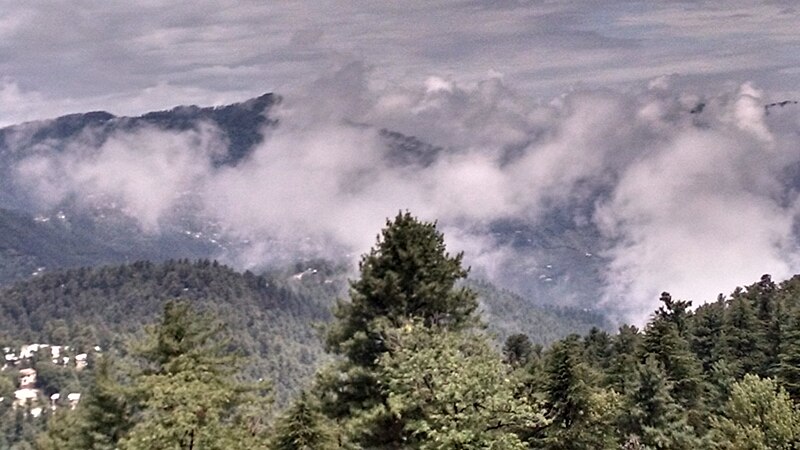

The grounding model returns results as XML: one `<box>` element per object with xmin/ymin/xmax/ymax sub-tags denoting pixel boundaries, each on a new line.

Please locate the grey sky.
<box><xmin>1</xmin><ymin>1</ymin><xmax>799</xmax><ymax>125</ymax></box>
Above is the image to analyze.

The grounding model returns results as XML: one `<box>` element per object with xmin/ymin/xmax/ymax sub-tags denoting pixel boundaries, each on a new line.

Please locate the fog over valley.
<box><xmin>2</xmin><ymin>1</ymin><xmax>800</xmax><ymax>324</ymax></box>
<box><xmin>1</xmin><ymin>66</ymin><xmax>799</xmax><ymax>323</ymax></box>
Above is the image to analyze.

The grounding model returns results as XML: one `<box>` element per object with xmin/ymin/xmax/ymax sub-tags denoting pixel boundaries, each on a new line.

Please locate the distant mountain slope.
<box><xmin>0</xmin><ymin>95</ymin><xmax>280</xmax><ymax>285</ymax></box>
<box><xmin>0</xmin><ymin>93</ymin><xmax>277</xmax><ymax>169</ymax></box>
<box><xmin>0</xmin><ymin>259</ymin><xmax>338</xmax><ymax>402</ymax></box>
<box><xmin>0</xmin><ymin>260</ymin><xmax>609</xmax><ymax>401</ymax></box>
<box><xmin>0</xmin><ymin>93</ymin><xmax>634</xmax><ymax>314</ymax></box>
<box><xmin>0</xmin><ymin>207</ymin><xmax>222</xmax><ymax>287</ymax></box>
<box><xmin>470</xmin><ymin>279</ymin><xmax>611</xmax><ymax>345</ymax></box>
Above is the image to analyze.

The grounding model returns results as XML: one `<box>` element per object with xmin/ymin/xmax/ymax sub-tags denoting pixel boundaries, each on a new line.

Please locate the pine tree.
<box><xmin>504</xmin><ymin>333</ymin><xmax>534</xmax><ymax>368</ymax></box>
<box><xmin>583</xmin><ymin>327</ymin><xmax>612</xmax><ymax>373</ymax></box>
<box><xmin>537</xmin><ymin>335</ymin><xmax>618</xmax><ymax>449</ymax></box>
<box><xmin>326</xmin><ymin>211</ymin><xmax>478</xmax><ymax>366</ymax></box>
<box><xmin>319</xmin><ymin>212</ymin><xmax>480</xmax><ymax>448</ymax></box>
<box><xmin>360</xmin><ymin>322</ymin><xmax>545</xmax><ymax>450</ymax></box>
<box><xmin>723</xmin><ymin>287</ymin><xmax>760</xmax><ymax>378</ymax></box>
<box><xmin>607</xmin><ymin>325</ymin><xmax>642</xmax><ymax>396</ymax></box>
<box><xmin>272</xmin><ymin>391</ymin><xmax>336</xmax><ymax>450</ymax></box>
<box><xmin>623</xmin><ymin>356</ymin><xmax>698</xmax><ymax>449</ymax></box>
<box><xmin>776</xmin><ymin>304</ymin><xmax>800</xmax><ymax>400</ymax></box>
<box><xmin>708</xmin><ymin>374</ymin><xmax>800</xmax><ymax>449</ymax></box>
<box><xmin>37</xmin><ymin>356</ymin><xmax>133</xmax><ymax>450</ymax></box>
<box><xmin>691</xmin><ymin>296</ymin><xmax>727</xmax><ymax>373</ymax></box>
<box><xmin>643</xmin><ymin>293</ymin><xmax>703</xmax><ymax>412</ymax></box>
<box><xmin>119</xmin><ymin>301</ymin><xmax>271</xmax><ymax>450</ymax></box>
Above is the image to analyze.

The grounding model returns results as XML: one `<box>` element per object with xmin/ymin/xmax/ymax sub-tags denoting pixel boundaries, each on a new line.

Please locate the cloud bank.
<box><xmin>1</xmin><ymin>1</ymin><xmax>799</xmax><ymax>125</ymax></box>
<box><xmin>9</xmin><ymin>66</ymin><xmax>800</xmax><ymax>323</ymax></box>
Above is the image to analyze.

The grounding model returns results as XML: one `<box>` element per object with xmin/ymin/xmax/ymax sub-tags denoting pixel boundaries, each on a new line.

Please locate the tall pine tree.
<box><xmin>319</xmin><ymin>212</ymin><xmax>480</xmax><ymax>448</ymax></box>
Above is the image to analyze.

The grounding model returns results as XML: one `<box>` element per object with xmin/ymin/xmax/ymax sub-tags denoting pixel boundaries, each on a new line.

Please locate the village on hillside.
<box><xmin>1</xmin><ymin>343</ymin><xmax>100</xmax><ymax>418</ymax></box>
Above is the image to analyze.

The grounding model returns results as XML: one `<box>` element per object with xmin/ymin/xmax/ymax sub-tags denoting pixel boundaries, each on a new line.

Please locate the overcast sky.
<box><xmin>1</xmin><ymin>0</ymin><xmax>799</xmax><ymax>125</ymax></box>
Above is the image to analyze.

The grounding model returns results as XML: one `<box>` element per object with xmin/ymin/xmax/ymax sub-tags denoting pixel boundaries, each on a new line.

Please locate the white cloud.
<box><xmin>1</xmin><ymin>1</ymin><xmax>798</xmax><ymax>122</ymax></box>
<box><xmin>8</xmin><ymin>63</ymin><xmax>800</xmax><ymax>324</ymax></box>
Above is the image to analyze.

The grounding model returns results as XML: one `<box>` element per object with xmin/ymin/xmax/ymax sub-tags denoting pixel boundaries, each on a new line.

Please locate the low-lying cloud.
<box><xmin>9</xmin><ymin>65</ymin><xmax>800</xmax><ymax>324</ymax></box>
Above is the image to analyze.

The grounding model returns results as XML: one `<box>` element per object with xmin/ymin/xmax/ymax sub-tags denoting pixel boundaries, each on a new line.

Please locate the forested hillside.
<box><xmin>7</xmin><ymin>214</ymin><xmax>800</xmax><ymax>448</ymax></box>
<box><xmin>0</xmin><ymin>259</ymin><xmax>339</xmax><ymax>399</ymax></box>
<box><xmin>0</xmin><ymin>255</ymin><xmax>605</xmax><ymax>431</ymax></box>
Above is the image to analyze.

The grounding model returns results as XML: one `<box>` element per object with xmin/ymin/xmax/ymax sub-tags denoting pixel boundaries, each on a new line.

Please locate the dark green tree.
<box><xmin>37</xmin><ymin>356</ymin><xmax>133</xmax><ymax>450</ymax></box>
<box><xmin>319</xmin><ymin>212</ymin><xmax>480</xmax><ymax>448</ymax></box>
<box><xmin>691</xmin><ymin>296</ymin><xmax>727</xmax><ymax>373</ymax></box>
<box><xmin>536</xmin><ymin>335</ymin><xmax>619</xmax><ymax>449</ymax></box>
<box><xmin>607</xmin><ymin>325</ymin><xmax>642</xmax><ymax>395</ymax></box>
<box><xmin>643</xmin><ymin>293</ymin><xmax>703</xmax><ymax>412</ymax></box>
<box><xmin>326</xmin><ymin>211</ymin><xmax>478</xmax><ymax>366</ymax></box>
<box><xmin>723</xmin><ymin>287</ymin><xmax>761</xmax><ymax>378</ymax></box>
<box><xmin>272</xmin><ymin>391</ymin><xmax>336</xmax><ymax>450</ymax></box>
<box><xmin>776</xmin><ymin>304</ymin><xmax>800</xmax><ymax>399</ymax></box>
<box><xmin>120</xmin><ymin>301</ymin><xmax>271</xmax><ymax>450</ymax></box>
<box><xmin>504</xmin><ymin>333</ymin><xmax>534</xmax><ymax>368</ymax></box>
<box><xmin>622</xmin><ymin>356</ymin><xmax>698</xmax><ymax>449</ymax></box>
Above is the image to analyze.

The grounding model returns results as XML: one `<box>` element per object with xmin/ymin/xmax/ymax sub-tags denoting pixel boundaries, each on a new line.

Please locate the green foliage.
<box><xmin>320</xmin><ymin>212</ymin><xmax>482</xmax><ymax>447</ymax></box>
<box><xmin>504</xmin><ymin>333</ymin><xmax>534</xmax><ymax>368</ymax></box>
<box><xmin>13</xmin><ymin>214</ymin><xmax>800</xmax><ymax>450</ymax></box>
<box><xmin>36</xmin><ymin>357</ymin><xmax>132</xmax><ymax>450</ymax></box>
<box><xmin>622</xmin><ymin>356</ymin><xmax>698</xmax><ymax>450</ymax></box>
<box><xmin>120</xmin><ymin>301</ymin><xmax>270</xmax><ymax>450</ymax></box>
<box><xmin>724</xmin><ymin>288</ymin><xmax>761</xmax><ymax>378</ymax></box>
<box><xmin>0</xmin><ymin>259</ymin><xmax>338</xmax><ymax>403</ymax></box>
<box><xmin>607</xmin><ymin>324</ymin><xmax>642</xmax><ymax>395</ymax></box>
<box><xmin>326</xmin><ymin>212</ymin><xmax>478</xmax><ymax>366</ymax></box>
<box><xmin>708</xmin><ymin>374</ymin><xmax>800</xmax><ymax>449</ymax></box>
<box><xmin>537</xmin><ymin>335</ymin><xmax>618</xmax><ymax>449</ymax></box>
<box><xmin>777</xmin><ymin>304</ymin><xmax>800</xmax><ymax>399</ymax></box>
<box><xmin>272</xmin><ymin>391</ymin><xmax>336</xmax><ymax>450</ymax></box>
<box><xmin>360</xmin><ymin>323</ymin><xmax>545</xmax><ymax>450</ymax></box>
<box><xmin>690</xmin><ymin>297</ymin><xmax>727</xmax><ymax>372</ymax></box>
<box><xmin>643</xmin><ymin>293</ymin><xmax>703</xmax><ymax>411</ymax></box>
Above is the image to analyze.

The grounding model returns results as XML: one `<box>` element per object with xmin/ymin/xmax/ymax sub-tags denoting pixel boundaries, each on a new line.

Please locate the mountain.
<box><xmin>0</xmin><ymin>259</ymin><xmax>608</xmax><ymax>402</ymax></box>
<box><xmin>0</xmin><ymin>93</ymin><xmax>608</xmax><ymax>313</ymax></box>
<box><xmin>12</xmin><ymin>94</ymin><xmax>792</xmax><ymax>315</ymax></box>
<box><xmin>0</xmin><ymin>95</ymin><xmax>279</xmax><ymax>286</ymax></box>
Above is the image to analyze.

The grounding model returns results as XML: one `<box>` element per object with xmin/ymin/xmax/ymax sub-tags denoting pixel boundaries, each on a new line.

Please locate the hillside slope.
<box><xmin>0</xmin><ymin>260</ymin><xmax>608</xmax><ymax>400</ymax></box>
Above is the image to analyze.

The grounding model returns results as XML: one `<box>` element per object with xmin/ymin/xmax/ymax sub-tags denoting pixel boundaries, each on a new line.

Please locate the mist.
<box><xmin>9</xmin><ymin>65</ymin><xmax>800</xmax><ymax>324</ymax></box>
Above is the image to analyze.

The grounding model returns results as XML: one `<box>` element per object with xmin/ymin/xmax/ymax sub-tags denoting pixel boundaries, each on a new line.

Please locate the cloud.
<box><xmin>14</xmin><ymin>123</ymin><xmax>224</xmax><ymax>231</ymax></box>
<box><xmin>8</xmin><ymin>64</ymin><xmax>800</xmax><ymax>324</ymax></box>
<box><xmin>2</xmin><ymin>1</ymin><xmax>799</xmax><ymax>123</ymax></box>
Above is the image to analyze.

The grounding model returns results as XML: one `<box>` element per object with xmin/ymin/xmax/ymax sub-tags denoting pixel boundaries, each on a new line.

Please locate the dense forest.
<box><xmin>3</xmin><ymin>212</ymin><xmax>800</xmax><ymax>448</ymax></box>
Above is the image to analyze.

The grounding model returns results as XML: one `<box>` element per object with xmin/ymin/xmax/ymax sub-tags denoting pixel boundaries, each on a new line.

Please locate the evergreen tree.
<box><xmin>358</xmin><ymin>322</ymin><xmax>545</xmax><ymax>450</ymax></box>
<box><xmin>537</xmin><ymin>335</ymin><xmax>618</xmax><ymax>449</ymax></box>
<box><xmin>642</xmin><ymin>293</ymin><xmax>703</xmax><ymax>412</ymax></box>
<box><xmin>749</xmin><ymin>275</ymin><xmax>782</xmax><ymax>376</ymax></box>
<box><xmin>708</xmin><ymin>374</ymin><xmax>800</xmax><ymax>449</ymax></box>
<box><xmin>272</xmin><ymin>391</ymin><xmax>336</xmax><ymax>450</ymax></box>
<box><xmin>623</xmin><ymin>356</ymin><xmax>698</xmax><ymax>449</ymax></box>
<box><xmin>691</xmin><ymin>296</ymin><xmax>727</xmax><ymax>373</ymax></box>
<box><xmin>119</xmin><ymin>301</ymin><xmax>271</xmax><ymax>450</ymax></box>
<box><xmin>326</xmin><ymin>211</ymin><xmax>478</xmax><ymax>365</ymax></box>
<box><xmin>582</xmin><ymin>327</ymin><xmax>612</xmax><ymax>373</ymax></box>
<box><xmin>319</xmin><ymin>212</ymin><xmax>480</xmax><ymax>448</ymax></box>
<box><xmin>723</xmin><ymin>287</ymin><xmax>760</xmax><ymax>378</ymax></box>
<box><xmin>503</xmin><ymin>333</ymin><xmax>534</xmax><ymax>368</ymax></box>
<box><xmin>37</xmin><ymin>356</ymin><xmax>132</xmax><ymax>450</ymax></box>
<box><xmin>607</xmin><ymin>325</ymin><xmax>642</xmax><ymax>395</ymax></box>
<box><xmin>776</xmin><ymin>304</ymin><xmax>800</xmax><ymax>399</ymax></box>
